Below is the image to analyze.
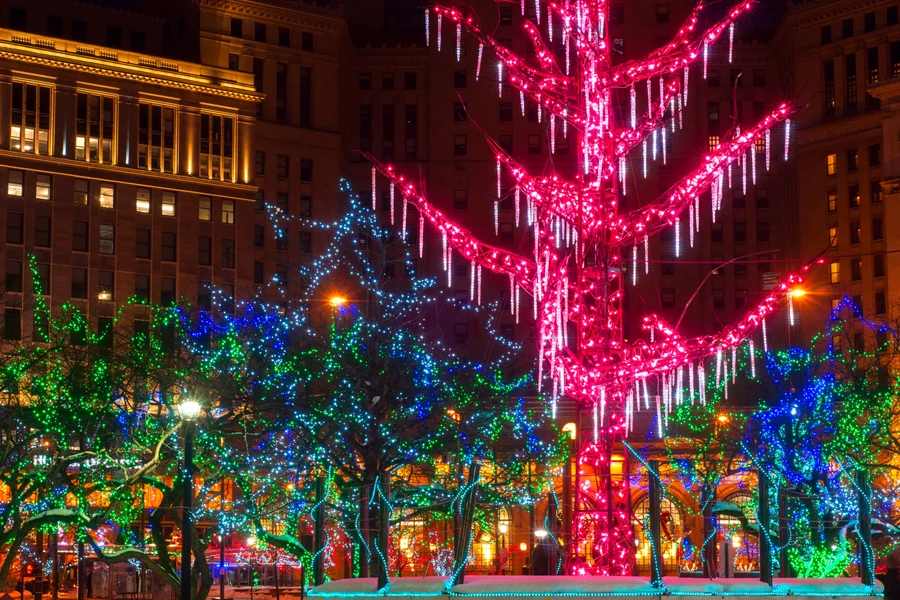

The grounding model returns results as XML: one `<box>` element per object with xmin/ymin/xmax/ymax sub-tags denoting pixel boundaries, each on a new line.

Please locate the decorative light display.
<box><xmin>366</xmin><ymin>0</ymin><xmax>812</xmax><ymax>575</ymax></box>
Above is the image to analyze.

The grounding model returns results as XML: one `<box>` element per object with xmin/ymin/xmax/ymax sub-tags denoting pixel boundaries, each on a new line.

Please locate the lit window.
<box><xmin>755</xmin><ymin>138</ymin><xmax>765</xmax><ymax>154</ymax></box>
<box><xmin>36</xmin><ymin>174</ymin><xmax>51</xmax><ymax>200</ymax></box>
<box><xmin>161</xmin><ymin>191</ymin><xmax>176</xmax><ymax>216</ymax></box>
<box><xmin>99</xmin><ymin>184</ymin><xmax>115</xmax><ymax>209</ymax></box>
<box><xmin>199</xmin><ymin>196</ymin><xmax>212</xmax><ymax>221</ymax></box>
<box><xmin>828</xmin><ymin>226</ymin><xmax>838</xmax><ymax>247</ymax></box>
<box><xmin>138</xmin><ymin>103</ymin><xmax>175</xmax><ymax>173</ymax></box>
<box><xmin>7</xmin><ymin>170</ymin><xmax>24</xmax><ymax>197</ymax></box>
<box><xmin>827</xmin><ymin>190</ymin><xmax>837</xmax><ymax>212</ymax></box>
<box><xmin>826</xmin><ymin>153</ymin><xmax>836</xmax><ymax>175</ymax></box>
<box><xmin>74</xmin><ymin>179</ymin><xmax>89</xmax><ymax>205</ymax></box>
<box><xmin>199</xmin><ymin>113</ymin><xmax>235</xmax><ymax>182</ymax></box>
<box><xmin>222</xmin><ymin>199</ymin><xmax>235</xmax><ymax>224</ymax></box>
<box><xmin>136</xmin><ymin>188</ymin><xmax>151</xmax><ymax>213</ymax></box>
<box><xmin>76</xmin><ymin>93</ymin><xmax>115</xmax><ymax>164</ymax></box>
<box><xmin>708</xmin><ymin>135</ymin><xmax>720</xmax><ymax>151</ymax></box>
<box><xmin>830</xmin><ymin>261</ymin><xmax>840</xmax><ymax>284</ymax></box>
<box><xmin>10</xmin><ymin>82</ymin><xmax>51</xmax><ymax>155</ymax></box>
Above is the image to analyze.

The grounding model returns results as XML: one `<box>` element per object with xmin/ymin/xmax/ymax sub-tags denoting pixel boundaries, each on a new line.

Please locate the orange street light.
<box><xmin>329</xmin><ymin>296</ymin><xmax>348</xmax><ymax>307</ymax></box>
<box><xmin>790</xmin><ymin>288</ymin><xmax>806</xmax><ymax>298</ymax></box>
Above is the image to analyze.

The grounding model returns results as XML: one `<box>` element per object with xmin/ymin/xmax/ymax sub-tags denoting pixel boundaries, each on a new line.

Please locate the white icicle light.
<box><xmin>630</xmin><ymin>84</ymin><xmax>637</xmax><ymax>128</ymax></box>
<box><xmin>784</xmin><ymin>119</ymin><xmax>791</xmax><ymax>160</ymax></box>
<box><xmin>447</xmin><ymin>247</ymin><xmax>452</xmax><ymax>288</ymax></box>
<box><xmin>646</xmin><ymin>79</ymin><xmax>652</xmax><ymax>118</ymax></box>
<box><xmin>789</xmin><ymin>292</ymin><xmax>795</xmax><ymax>326</ymax></box>
<box><xmin>515</xmin><ymin>186</ymin><xmax>521</xmax><ymax>225</ymax></box>
<box><xmin>750</xmin><ymin>340</ymin><xmax>756</xmax><ymax>378</ymax></box>
<box><xmin>642</xmin><ymin>140</ymin><xmax>648</xmax><ymax>178</ymax></box>
<box><xmin>401</xmin><ymin>196</ymin><xmax>408</xmax><ymax>239</ymax></box>
<box><xmin>652</xmin><ymin>129</ymin><xmax>658</xmax><ymax>161</ymax></box>
<box><xmin>683</xmin><ymin>66</ymin><xmax>689</xmax><ymax>105</ymax></box>
<box><xmin>593</xmin><ymin>399</ymin><xmax>599</xmax><ymax>442</ymax></box>
<box><xmin>476</xmin><ymin>43</ymin><xmax>483</xmax><ymax>80</ymax></box>
<box><xmin>703</xmin><ymin>40</ymin><xmax>709</xmax><ymax>79</ymax></box>
<box><xmin>371</xmin><ymin>167</ymin><xmax>377</xmax><ymax>210</ymax></box>
<box><xmin>535</xmin><ymin>0</ymin><xmax>541</xmax><ymax>24</ymax></box>
<box><xmin>765</xmin><ymin>129</ymin><xmax>771</xmax><ymax>171</ymax></box>
<box><xmin>644</xmin><ymin>234</ymin><xmax>650</xmax><ymax>274</ymax></box>
<box><xmin>642</xmin><ymin>377</ymin><xmax>650</xmax><ymax>410</ymax></box>
<box><xmin>437</xmin><ymin>12</ymin><xmax>442</xmax><ymax>52</ymax></box>
<box><xmin>477</xmin><ymin>264</ymin><xmax>482</xmax><ymax>305</ymax></box>
<box><xmin>456</xmin><ymin>23</ymin><xmax>461</xmax><ymax>61</ymax></box>
<box><xmin>674</xmin><ymin>218</ymin><xmax>681</xmax><ymax>258</ymax></box>
<box><xmin>662</xmin><ymin>126</ymin><xmax>667</xmax><ymax>165</ymax></box>
<box><xmin>731</xmin><ymin>346</ymin><xmax>737</xmax><ymax>384</ymax></box>
<box><xmin>470</xmin><ymin>261</ymin><xmax>475</xmax><ymax>301</ymax></box>
<box><xmin>762</xmin><ymin>318</ymin><xmax>768</xmax><ymax>352</ymax></box>
<box><xmin>728</xmin><ymin>23</ymin><xmax>734</xmax><ymax>63</ymax></box>
<box><xmin>425</xmin><ymin>9</ymin><xmax>430</xmax><ymax>47</ymax></box>
<box><xmin>520</xmin><ymin>90</ymin><xmax>526</xmax><ymax>116</ymax></box>
<box><xmin>389</xmin><ymin>182</ymin><xmax>395</xmax><ymax>225</ymax></box>
<box><xmin>751</xmin><ymin>146</ymin><xmax>757</xmax><ymax>185</ymax></box>
<box><xmin>494</xmin><ymin>201</ymin><xmax>499</xmax><ymax>235</ymax></box>
<box><xmin>419</xmin><ymin>213</ymin><xmax>424</xmax><ymax>258</ymax></box>
<box><xmin>498</xmin><ymin>61</ymin><xmax>503</xmax><ymax>97</ymax></box>
<box><xmin>521</xmin><ymin>0</ymin><xmax>525</xmax><ymax>15</ymax></box>
<box><xmin>619</xmin><ymin>157</ymin><xmax>626</xmax><ymax>196</ymax></box>
<box><xmin>632</xmin><ymin>243</ymin><xmax>638</xmax><ymax>285</ymax></box>
<box><xmin>497</xmin><ymin>158</ymin><xmax>502</xmax><ymax>199</ymax></box>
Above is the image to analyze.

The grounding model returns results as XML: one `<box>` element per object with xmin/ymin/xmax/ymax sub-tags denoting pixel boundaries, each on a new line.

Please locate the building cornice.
<box><xmin>783</xmin><ymin>0</ymin><xmax>895</xmax><ymax>28</ymax></box>
<box><xmin>868</xmin><ymin>77</ymin><xmax>900</xmax><ymax>101</ymax></box>
<box><xmin>796</xmin><ymin>112</ymin><xmax>883</xmax><ymax>145</ymax></box>
<box><xmin>195</xmin><ymin>0</ymin><xmax>346</xmax><ymax>34</ymax></box>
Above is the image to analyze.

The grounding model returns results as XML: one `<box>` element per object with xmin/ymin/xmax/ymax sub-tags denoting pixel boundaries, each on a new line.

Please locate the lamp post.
<box><xmin>179</xmin><ymin>400</ymin><xmax>201</xmax><ymax>600</ymax></box>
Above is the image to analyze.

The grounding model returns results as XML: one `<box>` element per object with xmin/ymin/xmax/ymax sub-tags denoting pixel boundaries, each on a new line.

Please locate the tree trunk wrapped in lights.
<box><xmin>367</xmin><ymin>0</ymin><xmax>817</xmax><ymax>575</ymax></box>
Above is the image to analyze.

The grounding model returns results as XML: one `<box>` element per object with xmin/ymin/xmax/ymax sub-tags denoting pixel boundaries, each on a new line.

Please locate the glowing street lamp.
<box><xmin>329</xmin><ymin>296</ymin><xmax>348</xmax><ymax>308</ymax></box>
<box><xmin>178</xmin><ymin>399</ymin><xmax>201</xmax><ymax>600</ymax></box>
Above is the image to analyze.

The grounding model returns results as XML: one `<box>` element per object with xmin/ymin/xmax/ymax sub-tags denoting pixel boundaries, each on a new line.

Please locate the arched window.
<box><xmin>632</xmin><ymin>495</ymin><xmax>684</xmax><ymax>575</ymax></box>
<box><xmin>719</xmin><ymin>490</ymin><xmax>760</xmax><ymax>573</ymax></box>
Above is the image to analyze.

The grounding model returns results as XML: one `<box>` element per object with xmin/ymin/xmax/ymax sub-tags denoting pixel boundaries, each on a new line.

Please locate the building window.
<box><xmin>359</xmin><ymin>73</ymin><xmax>372</xmax><ymax>90</ymax></box>
<box><xmin>276</xmin><ymin>155</ymin><xmax>289</xmax><ymax>178</ymax></box>
<box><xmin>71</xmin><ymin>268</ymin><xmax>88</xmax><ymax>299</ymax></box>
<box><xmin>34</xmin><ymin>263</ymin><xmax>49</xmax><ymax>296</ymax></box>
<box><xmin>222</xmin><ymin>239</ymin><xmax>235</xmax><ymax>268</ymax></box>
<box><xmin>254</xmin><ymin>58</ymin><xmax>264</xmax><ymax>94</ymax></box>
<box><xmin>850</xmin><ymin>220</ymin><xmax>861</xmax><ymax>244</ymax></box>
<box><xmin>72</xmin><ymin>220</ymin><xmax>88</xmax><ymax>252</ymax></box>
<box><xmin>138</xmin><ymin>103</ymin><xmax>175</xmax><ymax>173</ymax></box>
<box><xmin>254</xmin><ymin>190</ymin><xmax>265</xmax><ymax>212</ymax></box>
<box><xmin>875</xmin><ymin>254</ymin><xmax>886</xmax><ymax>277</ymax></box>
<box><xmin>405</xmin><ymin>72</ymin><xmax>417</xmax><ymax>90</ymax></box>
<box><xmin>4</xmin><ymin>309</ymin><xmax>21</xmax><ymax>341</ymax></box>
<box><xmin>756</xmin><ymin>188</ymin><xmax>769</xmax><ymax>209</ymax></box>
<box><xmin>7</xmin><ymin>170</ymin><xmax>23</xmax><ymax>197</ymax></box>
<box><xmin>864</xmin><ymin>12</ymin><xmax>875</xmax><ymax>32</ymax></box>
<box><xmin>830</xmin><ymin>261</ymin><xmax>840</xmax><ymax>284</ymax></box>
<box><xmin>161</xmin><ymin>231</ymin><xmax>177</xmax><ymax>262</ymax></box>
<box><xmin>100</xmin><ymin>184</ymin><xmax>115</xmax><ymax>209</ymax></box>
<box><xmin>98</xmin><ymin>270</ymin><xmax>114</xmax><ymax>301</ymax></box>
<box><xmin>846</xmin><ymin>54</ymin><xmax>858</xmax><ymax>112</ymax></box>
<box><xmin>876</xmin><ymin>290</ymin><xmax>886</xmax><ymax>315</ymax></box>
<box><xmin>255</xmin><ymin>151</ymin><xmax>266</xmax><ymax>175</ymax></box>
<box><xmin>713</xmin><ymin>289</ymin><xmax>725</xmax><ymax>310</ymax></box>
<box><xmin>76</xmin><ymin>92</ymin><xmax>114</xmax><ymax>163</ymax></box>
<box><xmin>753</xmin><ymin>69</ymin><xmax>765</xmax><ymax>87</ymax></box>
<box><xmin>528</xmin><ymin>135</ymin><xmax>541</xmax><ymax>155</ymax></box>
<box><xmin>734</xmin><ymin>221</ymin><xmax>747</xmax><ymax>243</ymax></box>
<box><xmin>302</xmin><ymin>32</ymin><xmax>313</xmax><ymax>51</ymax></box>
<box><xmin>276</xmin><ymin>62</ymin><xmax>287</xmax><ymax>121</ymax></box>
<box><xmin>500</xmin><ymin>6</ymin><xmax>513</xmax><ymax>25</ymax></box>
<box><xmin>852</xmin><ymin>257</ymin><xmax>863</xmax><ymax>281</ymax></box>
<box><xmin>360</xmin><ymin>104</ymin><xmax>372</xmax><ymax>152</ymax></box>
<box><xmin>383</xmin><ymin>105</ymin><xmax>395</xmax><ymax>159</ymax></box>
<box><xmin>278</xmin><ymin>26</ymin><xmax>290</xmax><ymax>47</ymax></box>
<box><xmin>199</xmin><ymin>196</ymin><xmax>212</xmax><ymax>221</ymax></box>
<box><xmin>757</xmin><ymin>221</ymin><xmax>770</xmax><ymax>242</ymax></box>
<box><xmin>825</xmin><ymin>189</ymin><xmax>837</xmax><ymax>212</ymax></box>
<box><xmin>661</xmin><ymin>288</ymin><xmax>675</xmax><ymax>308</ymax></box>
<box><xmin>405</xmin><ymin>104</ymin><xmax>418</xmax><ymax>158</ymax></box>
<box><xmin>870</xmin><ymin>143</ymin><xmax>882</xmax><ymax>167</ymax></box>
<box><xmin>711</xmin><ymin>223</ymin><xmax>723</xmax><ymax>243</ymax></box>
<box><xmin>454</xmin><ymin>135</ymin><xmax>467</xmax><ymax>156</ymax></box>
<box><xmin>453</xmin><ymin>70</ymin><xmax>467</xmax><ymax>89</ymax></box>
<box><xmin>873</xmin><ymin>216</ymin><xmax>884</xmax><ymax>240</ymax></box>
<box><xmin>824</xmin><ymin>60</ymin><xmax>835</xmax><ymax>117</ymax></box>
<box><xmin>254</xmin><ymin>21</ymin><xmax>267</xmax><ymax>42</ymax></box>
<box><xmin>733</xmin><ymin>194</ymin><xmax>746</xmax><ymax>209</ymax></box>
<box><xmin>7</xmin><ymin>213</ymin><xmax>23</xmax><ymax>245</ymax></box>
<box><xmin>134</xmin><ymin>274</ymin><xmax>150</xmax><ymax>302</ymax></box>
<box><xmin>299</xmin><ymin>231</ymin><xmax>312</xmax><ymax>253</ymax></box>
<box><xmin>6</xmin><ymin>260</ymin><xmax>22</xmax><ymax>292</ymax></box>
<box><xmin>499</xmin><ymin>102</ymin><xmax>513</xmax><ymax>122</ymax></box>
<box><xmin>453</xmin><ymin>190</ymin><xmax>468</xmax><ymax>211</ymax></box>
<box><xmin>869</xmin><ymin>46</ymin><xmax>881</xmax><ymax>85</ymax></box>
<box><xmin>253</xmin><ymin>225</ymin><xmax>264</xmax><ymax>248</ymax></box>
<box><xmin>10</xmin><ymin>82</ymin><xmax>51</xmax><ymax>155</ymax></box>
<box><xmin>222</xmin><ymin>199</ymin><xmax>235</xmax><ymax>224</ymax></box>
<box><xmin>828</xmin><ymin>226</ymin><xmax>839</xmax><ymax>247</ymax></box>
<box><xmin>199</xmin><ymin>113</ymin><xmax>235</xmax><ymax>181</ymax></box>
<box><xmin>300</xmin><ymin>159</ymin><xmax>313</xmax><ymax>182</ymax></box>
<box><xmin>231</xmin><ymin>17</ymin><xmax>243</xmax><ymax>37</ymax></box>
<box><xmin>136</xmin><ymin>188</ymin><xmax>151</xmax><ymax>213</ymax></box>
<box><xmin>228</xmin><ymin>53</ymin><xmax>240</xmax><ymax>70</ymax></box>
<box><xmin>300</xmin><ymin>195</ymin><xmax>312</xmax><ymax>217</ymax></box>
<box><xmin>708</xmin><ymin>135</ymin><xmax>720</xmax><ymax>151</ymax></box>
<box><xmin>99</xmin><ymin>224</ymin><xmax>115</xmax><ymax>255</ymax></box>
<box><xmin>850</xmin><ymin>185</ymin><xmax>860</xmax><ymax>207</ymax></box>
<box><xmin>161</xmin><ymin>192</ymin><xmax>175</xmax><ymax>217</ymax></box>
<box><xmin>136</xmin><ymin>228</ymin><xmax>151</xmax><ymax>259</ymax></box>
<box><xmin>890</xmin><ymin>6</ymin><xmax>899</xmax><ymax>26</ymax></box>
<box><xmin>893</xmin><ymin>41</ymin><xmax>900</xmax><ymax>77</ymax></box>
<box><xmin>826</xmin><ymin>153</ymin><xmax>836</xmax><ymax>175</ymax></box>
<box><xmin>656</xmin><ymin>5</ymin><xmax>669</xmax><ymax>23</ymax></box>
<box><xmin>842</xmin><ymin>18</ymin><xmax>853</xmax><ymax>38</ymax></box>
<box><xmin>453</xmin><ymin>102</ymin><xmax>467</xmax><ymax>122</ymax></box>
<box><xmin>610</xmin><ymin>4</ymin><xmax>624</xmax><ymax>24</ymax></box>
<box><xmin>872</xmin><ymin>182</ymin><xmax>883</xmax><ymax>204</ymax></box>
<box><xmin>276</xmin><ymin>192</ymin><xmax>289</xmax><ymax>214</ymax></box>
<box><xmin>254</xmin><ymin>261</ymin><xmax>264</xmax><ymax>284</ymax></box>
<box><xmin>848</xmin><ymin>148</ymin><xmax>859</xmax><ymax>171</ymax></box>
<box><xmin>74</xmin><ymin>179</ymin><xmax>89</xmax><ymax>205</ymax></box>
<box><xmin>198</xmin><ymin>236</ymin><xmax>212</xmax><ymax>266</ymax></box>
<box><xmin>34</xmin><ymin>216</ymin><xmax>51</xmax><ymax>248</ymax></box>
<box><xmin>755</xmin><ymin>138</ymin><xmax>765</xmax><ymax>154</ymax></box>
<box><xmin>160</xmin><ymin>277</ymin><xmax>176</xmax><ymax>306</ymax></box>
